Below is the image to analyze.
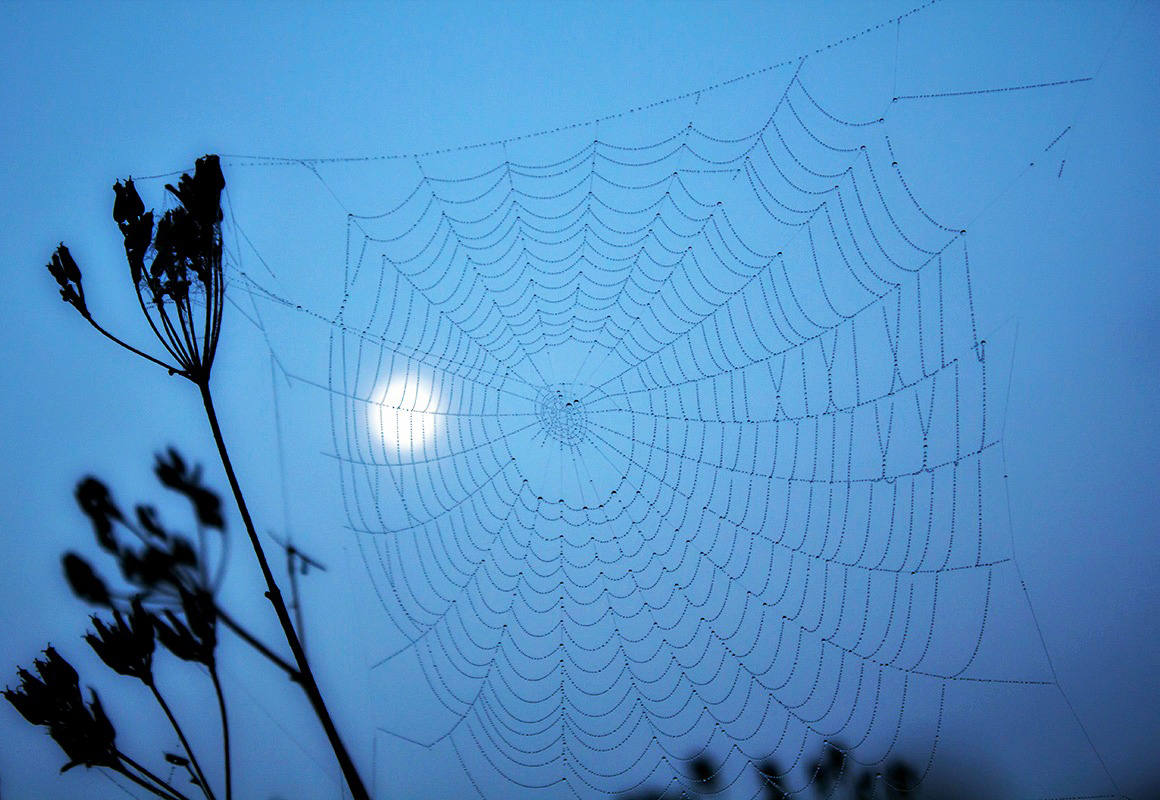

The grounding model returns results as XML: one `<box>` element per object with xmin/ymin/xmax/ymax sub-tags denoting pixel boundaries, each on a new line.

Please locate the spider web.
<box><xmin>204</xmin><ymin>8</ymin><xmax>1120</xmax><ymax>799</ymax></box>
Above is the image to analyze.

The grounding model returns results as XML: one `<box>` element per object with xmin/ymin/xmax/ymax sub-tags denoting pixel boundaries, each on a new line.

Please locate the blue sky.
<box><xmin>1</xmin><ymin>2</ymin><xmax>1158</xmax><ymax>798</ymax></box>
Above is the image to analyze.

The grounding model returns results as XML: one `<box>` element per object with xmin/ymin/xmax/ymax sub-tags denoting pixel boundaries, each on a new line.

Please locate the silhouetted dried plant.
<box><xmin>3</xmin><ymin>646</ymin><xmax>194</xmax><ymax>800</ymax></box>
<box><xmin>13</xmin><ymin>156</ymin><xmax>370</xmax><ymax>800</ymax></box>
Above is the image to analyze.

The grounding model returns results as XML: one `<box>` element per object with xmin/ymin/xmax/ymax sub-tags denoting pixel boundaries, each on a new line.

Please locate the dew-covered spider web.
<box><xmin>184</xmin><ymin>5</ymin><xmax>1122</xmax><ymax>798</ymax></box>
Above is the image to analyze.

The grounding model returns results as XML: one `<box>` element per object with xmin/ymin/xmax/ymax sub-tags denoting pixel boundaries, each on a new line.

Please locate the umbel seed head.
<box><xmin>46</xmin><ymin>154</ymin><xmax>227</xmax><ymax>384</ymax></box>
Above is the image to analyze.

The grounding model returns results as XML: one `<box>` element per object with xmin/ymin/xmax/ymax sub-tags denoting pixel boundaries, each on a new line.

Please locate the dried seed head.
<box><xmin>46</xmin><ymin>154</ymin><xmax>227</xmax><ymax>383</ymax></box>
<box><xmin>84</xmin><ymin>599</ymin><xmax>155</xmax><ymax>683</ymax></box>
<box><xmin>137</xmin><ymin>155</ymin><xmax>226</xmax><ymax>381</ymax></box>
<box><xmin>4</xmin><ymin>647</ymin><xmax>119</xmax><ymax>773</ymax></box>
<box><xmin>165</xmin><ymin>155</ymin><xmax>225</xmax><ymax>234</ymax></box>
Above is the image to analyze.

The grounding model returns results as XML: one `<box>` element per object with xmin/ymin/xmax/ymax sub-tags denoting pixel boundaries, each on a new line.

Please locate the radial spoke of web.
<box><xmin>590</xmin><ymin>238</ymin><xmax>959</xmax><ymax>406</ymax></box>
<box><xmin>414</xmin><ymin>154</ymin><xmax>554</xmax><ymax>387</ymax></box>
<box><xmin>569</xmin><ymin>91</ymin><xmax>704</xmax><ymax>388</ymax></box>
<box><xmin>228</xmin><ymin>263</ymin><xmax>547</xmax><ymax>406</ymax></box>
<box><xmin>572</xmin><ymin>65</ymin><xmax>806</xmax><ymax>393</ymax></box>
<box><xmin>581</xmin><ymin>158</ymin><xmax>951</xmax><ymax>405</ymax></box>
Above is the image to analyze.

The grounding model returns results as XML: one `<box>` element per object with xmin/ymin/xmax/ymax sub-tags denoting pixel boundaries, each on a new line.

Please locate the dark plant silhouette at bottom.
<box><xmin>617</xmin><ymin>742</ymin><xmax>921</xmax><ymax>800</ymax></box>
<box><xmin>5</xmin><ymin>450</ymin><xmax>310</xmax><ymax>800</ymax></box>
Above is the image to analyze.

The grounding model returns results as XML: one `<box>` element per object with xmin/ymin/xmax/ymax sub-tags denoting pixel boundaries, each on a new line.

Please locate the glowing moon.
<box><xmin>367</xmin><ymin>374</ymin><xmax>442</xmax><ymax>456</ymax></box>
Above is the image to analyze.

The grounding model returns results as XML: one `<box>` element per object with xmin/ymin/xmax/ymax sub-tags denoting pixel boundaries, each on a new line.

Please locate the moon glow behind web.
<box><xmin>368</xmin><ymin>374</ymin><xmax>443</xmax><ymax>457</ymax></box>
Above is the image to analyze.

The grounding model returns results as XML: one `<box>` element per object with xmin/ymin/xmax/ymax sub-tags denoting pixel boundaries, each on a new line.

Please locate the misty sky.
<box><xmin>1</xmin><ymin>2</ymin><xmax>1158</xmax><ymax>799</ymax></box>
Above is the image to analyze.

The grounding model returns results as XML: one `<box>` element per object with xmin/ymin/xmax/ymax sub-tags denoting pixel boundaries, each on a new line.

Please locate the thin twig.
<box><xmin>81</xmin><ymin>313</ymin><xmax>184</xmax><ymax>376</ymax></box>
<box><xmin>215</xmin><ymin>607</ymin><xmax>300</xmax><ymax>681</ymax></box>
<box><xmin>148</xmin><ymin>681</ymin><xmax>216</xmax><ymax>800</ymax></box>
<box><xmin>286</xmin><ymin>543</ymin><xmax>306</xmax><ymax>654</ymax></box>
<box><xmin>208</xmin><ymin>663</ymin><xmax>232</xmax><ymax>800</ymax></box>
<box><xmin>115</xmin><ymin>753</ymin><xmax>190</xmax><ymax>800</ymax></box>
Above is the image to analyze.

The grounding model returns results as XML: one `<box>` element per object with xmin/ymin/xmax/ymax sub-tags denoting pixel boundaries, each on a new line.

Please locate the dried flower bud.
<box><xmin>155</xmin><ymin>448</ymin><xmax>224</xmax><ymax>530</ymax></box>
<box><xmin>854</xmin><ymin>771</ymin><xmax>874</xmax><ymax>800</ymax></box>
<box><xmin>62</xmin><ymin>553</ymin><xmax>111</xmax><ymax>607</ymax></box>
<box><xmin>119</xmin><ymin>541</ymin><xmax>195</xmax><ymax>591</ymax></box>
<box><xmin>75</xmin><ymin>478</ymin><xmax>124</xmax><ymax>554</ymax></box>
<box><xmin>165</xmin><ymin>155</ymin><xmax>224</xmax><ymax>233</ymax></box>
<box><xmin>69</xmin><ymin>691</ymin><xmax>118</xmax><ymax>772</ymax></box>
<box><xmin>135</xmin><ymin>504</ymin><xmax>169</xmax><ymax>542</ymax></box>
<box><xmin>112</xmin><ymin>178</ymin><xmax>145</xmax><ymax>225</ymax></box>
<box><xmin>688</xmin><ymin>755</ymin><xmax>719</xmax><ymax>790</ymax></box>
<box><xmin>809</xmin><ymin>745</ymin><xmax>845</xmax><ymax>794</ymax></box>
<box><xmin>755</xmin><ymin>759</ymin><xmax>786</xmax><ymax>800</ymax></box>
<box><xmin>148</xmin><ymin>210</ymin><xmax>197</xmax><ymax>304</ymax></box>
<box><xmin>882</xmin><ymin>760</ymin><xmax>918</xmax><ymax>799</ymax></box>
<box><xmin>112</xmin><ymin>178</ymin><xmax>154</xmax><ymax>287</ymax></box>
<box><xmin>45</xmin><ymin>244</ymin><xmax>87</xmax><ymax>315</ymax></box>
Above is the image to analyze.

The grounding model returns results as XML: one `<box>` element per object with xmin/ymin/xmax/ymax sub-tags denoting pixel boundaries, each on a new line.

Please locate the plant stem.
<box><xmin>208</xmin><ymin>664</ymin><xmax>232</xmax><ymax>800</ymax></box>
<box><xmin>148</xmin><ymin>682</ymin><xmax>216</xmax><ymax>800</ymax></box>
<box><xmin>116</xmin><ymin>753</ymin><xmax>190</xmax><ymax>800</ymax></box>
<box><xmin>216</xmin><ymin>606</ymin><xmax>300</xmax><ymax>681</ymax></box>
<box><xmin>197</xmin><ymin>383</ymin><xmax>370</xmax><ymax>800</ymax></box>
<box><xmin>81</xmin><ymin>313</ymin><xmax>185</xmax><ymax>375</ymax></box>
<box><xmin>114</xmin><ymin>768</ymin><xmax>182</xmax><ymax>800</ymax></box>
